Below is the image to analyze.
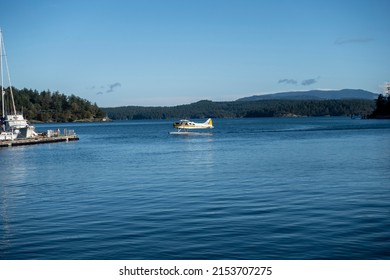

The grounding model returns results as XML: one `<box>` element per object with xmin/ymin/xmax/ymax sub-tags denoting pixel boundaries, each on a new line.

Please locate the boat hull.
<box><xmin>0</xmin><ymin>131</ymin><xmax>18</xmax><ymax>140</ymax></box>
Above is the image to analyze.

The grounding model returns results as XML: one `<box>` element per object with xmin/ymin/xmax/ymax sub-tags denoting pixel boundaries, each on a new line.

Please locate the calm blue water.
<box><xmin>1</xmin><ymin>117</ymin><xmax>389</xmax><ymax>260</ymax></box>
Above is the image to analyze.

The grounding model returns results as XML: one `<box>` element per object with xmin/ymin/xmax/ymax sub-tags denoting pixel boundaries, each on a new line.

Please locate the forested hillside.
<box><xmin>4</xmin><ymin>86</ymin><xmax>376</xmax><ymax>122</ymax></box>
<box><xmin>103</xmin><ymin>99</ymin><xmax>375</xmax><ymax>120</ymax></box>
<box><xmin>2</xmin><ymin>87</ymin><xmax>106</xmax><ymax>122</ymax></box>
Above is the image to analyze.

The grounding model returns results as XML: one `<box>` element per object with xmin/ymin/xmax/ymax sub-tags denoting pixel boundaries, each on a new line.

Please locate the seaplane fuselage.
<box><xmin>173</xmin><ymin>118</ymin><xmax>214</xmax><ymax>129</ymax></box>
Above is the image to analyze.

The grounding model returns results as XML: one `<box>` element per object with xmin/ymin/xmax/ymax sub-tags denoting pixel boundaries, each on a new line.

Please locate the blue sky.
<box><xmin>1</xmin><ymin>0</ymin><xmax>389</xmax><ymax>107</ymax></box>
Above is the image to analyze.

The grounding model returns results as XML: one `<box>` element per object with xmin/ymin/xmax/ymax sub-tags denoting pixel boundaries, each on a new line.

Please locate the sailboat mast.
<box><xmin>0</xmin><ymin>29</ymin><xmax>4</xmax><ymax>118</ymax></box>
<box><xmin>0</xmin><ymin>29</ymin><xmax>17</xmax><ymax>115</ymax></box>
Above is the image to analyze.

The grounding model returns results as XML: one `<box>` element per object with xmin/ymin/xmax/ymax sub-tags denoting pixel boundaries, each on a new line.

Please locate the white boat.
<box><xmin>384</xmin><ymin>82</ymin><xmax>390</xmax><ymax>96</ymax></box>
<box><xmin>169</xmin><ymin>118</ymin><xmax>214</xmax><ymax>135</ymax></box>
<box><xmin>0</xmin><ymin>29</ymin><xmax>37</xmax><ymax>140</ymax></box>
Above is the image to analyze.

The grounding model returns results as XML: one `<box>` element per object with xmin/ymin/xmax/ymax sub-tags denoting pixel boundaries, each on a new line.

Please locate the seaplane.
<box><xmin>169</xmin><ymin>118</ymin><xmax>214</xmax><ymax>135</ymax></box>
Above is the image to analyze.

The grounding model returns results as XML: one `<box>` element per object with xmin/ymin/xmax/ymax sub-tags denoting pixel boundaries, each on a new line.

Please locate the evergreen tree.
<box><xmin>370</xmin><ymin>94</ymin><xmax>390</xmax><ymax>118</ymax></box>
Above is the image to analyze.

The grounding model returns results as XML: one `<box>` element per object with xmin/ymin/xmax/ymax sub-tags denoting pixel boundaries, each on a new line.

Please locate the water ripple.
<box><xmin>1</xmin><ymin>118</ymin><xmax>390</xmax><ymax>259</ymax></box>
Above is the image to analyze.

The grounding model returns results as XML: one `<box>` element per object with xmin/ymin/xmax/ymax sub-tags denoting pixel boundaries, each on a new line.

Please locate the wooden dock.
<box><xmin>0</xmin><ymin>135</ymin><xmax>79</xmax><ymax>148</ymax></box>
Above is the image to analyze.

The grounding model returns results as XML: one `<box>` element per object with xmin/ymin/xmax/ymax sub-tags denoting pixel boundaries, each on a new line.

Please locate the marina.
<box><xmin>0</xmin><ymin>29</ymin><xmax>78</xmax><ymax>147</ymax></box>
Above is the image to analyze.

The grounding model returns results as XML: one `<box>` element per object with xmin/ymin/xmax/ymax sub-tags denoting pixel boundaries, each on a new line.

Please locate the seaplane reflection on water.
<box><xmin>169</xmin><ymin>118</ymin><xmax>214</xmax><ymax>135</ymax></box>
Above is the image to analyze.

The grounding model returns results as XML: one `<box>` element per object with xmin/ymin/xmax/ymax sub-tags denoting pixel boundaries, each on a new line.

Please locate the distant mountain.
<box><xmin>237</xmin><ymin>89</ymin><xmax>378</xmax><ymax>101</ymax></box>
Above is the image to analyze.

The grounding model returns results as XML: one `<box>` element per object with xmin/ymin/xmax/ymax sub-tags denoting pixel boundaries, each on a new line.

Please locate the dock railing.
<box><xmin>47</xmin><ymin>129</ymin><xmax>76</xmax><ymax>137</ymax></box>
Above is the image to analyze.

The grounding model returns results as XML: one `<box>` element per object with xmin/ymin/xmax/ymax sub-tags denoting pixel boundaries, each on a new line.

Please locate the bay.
<box><xmin>1</xmin><ymin>117</ymin><xmax>389</xmax><ymax>259</ymax></box>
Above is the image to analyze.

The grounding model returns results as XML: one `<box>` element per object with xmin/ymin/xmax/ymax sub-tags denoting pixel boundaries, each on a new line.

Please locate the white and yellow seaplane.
<box><xmin>169</xmin><ymin>118</ymin><xmax>214</xmax><ymax>135</ymax></box>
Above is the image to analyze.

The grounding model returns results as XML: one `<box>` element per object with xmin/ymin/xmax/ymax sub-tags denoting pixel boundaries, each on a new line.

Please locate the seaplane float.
<box><xmin>169</xmin><ymin>118</ymin><xmax>214</xmax><ymax>135</ymax></box>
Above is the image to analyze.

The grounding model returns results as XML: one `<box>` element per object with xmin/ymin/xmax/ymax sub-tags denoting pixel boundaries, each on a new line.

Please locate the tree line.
<box><xmin>1</xmin><ymin>87</ymin><xmax>106</xmax><ymax>122</ymax></box>
<box><xmin>369</xmin><ymin>94</ymin><xmax>390</xmax><ymax>118</ymax></box>
<box><xmin>103</xmin><ymin>99</ymin><xmax>375</xmax><ymax>120</ymax></box>
<box><xmin>2</xmin><ymin>86</ymin><xmax>382</xmax><ymax>122</ymax></box>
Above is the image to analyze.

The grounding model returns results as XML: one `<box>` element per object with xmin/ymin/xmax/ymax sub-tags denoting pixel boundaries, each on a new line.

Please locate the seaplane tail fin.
<box><xmin>204</xmin><ymin>118</ymin><xmax>213</xmax><ymax>128</ymax></box>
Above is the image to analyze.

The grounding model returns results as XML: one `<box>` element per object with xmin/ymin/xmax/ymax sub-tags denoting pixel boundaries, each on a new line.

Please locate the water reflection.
<box><xmin>0</xmin><ymin>147</ymin><xmax>30</xmax><ymax>188</ymax></box>
<box><xmin>0</xmin><ymin>147</ymin><xmax>31</xmax><ymax>257</ymax></box>
<box><xmin>181</xmin><ymin>136</ymin><xmax>215</xmax><ymax>170</ymax></box>
<box><xmin>0</xmin><ymin>186</ymin><xmax>10</xmax><ymax>256</ymax></box>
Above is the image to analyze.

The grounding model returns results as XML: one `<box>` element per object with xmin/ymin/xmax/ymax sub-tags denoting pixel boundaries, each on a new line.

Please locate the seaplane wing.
<box><xmin>173</xmin><ymin>118</ymin><xmax>214</xmax><ymax>129</ymax></box>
